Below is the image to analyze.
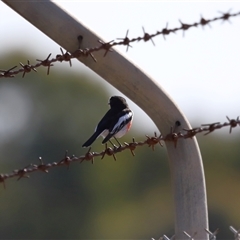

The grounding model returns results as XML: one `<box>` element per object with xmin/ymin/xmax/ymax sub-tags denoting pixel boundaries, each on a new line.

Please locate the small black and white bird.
<box><xmin>82</xmin><ymin>96</ymin><xmax>133</xmax><ymax>147</ymax></box>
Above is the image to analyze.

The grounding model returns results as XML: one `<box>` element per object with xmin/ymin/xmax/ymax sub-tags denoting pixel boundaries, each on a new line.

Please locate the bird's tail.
<box><xmin>82</xmin><ymin>132</ymin><xmax>100</xmax><ymax>147</ymax></box>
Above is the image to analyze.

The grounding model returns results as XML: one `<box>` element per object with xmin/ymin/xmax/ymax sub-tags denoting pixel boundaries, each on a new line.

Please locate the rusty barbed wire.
<box><xmin>205</xmin><ymin>228</ymin><xmax>219</xmax><ymax>240</ymax></box>
<box><xmin>0</xmin><ymin>10</ymin><xmax>240</xmax><ymax>78</ymax></box>
<box><xmin>0</xmin><ymin>116</ymin><xmax>240</xmax><ymax>188</ymax></box>
<box><xmin>152</xmin><ymin>227</ymin><xmax>239</xmax><ymax>240</ymax></box>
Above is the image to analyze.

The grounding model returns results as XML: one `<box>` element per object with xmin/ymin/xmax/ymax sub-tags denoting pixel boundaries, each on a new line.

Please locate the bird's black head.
<box><xmin>109</xmin><ymin>96</ymin><xmax>128</xmax><ymax>109</ymax></box>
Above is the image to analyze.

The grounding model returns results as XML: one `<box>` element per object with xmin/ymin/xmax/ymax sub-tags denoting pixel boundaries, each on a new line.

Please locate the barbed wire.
<box><xmin>152</xmin><ymin>226</ymin><xmax>239</xmax><ymax>240</ymax></box>
<box><xmin>0</xmin><ymin>116</ymin><xmax>239</xmax><ymax>188</ymax></box>
<box><xmin>0</xmin><ymin>10</ymin><xmax>239</xmax><ymax>78</ymax></box>
<box><xmin>1</xmin><ymin>10</ymin><xmax>240</xmax><ymax>187</ymax></box>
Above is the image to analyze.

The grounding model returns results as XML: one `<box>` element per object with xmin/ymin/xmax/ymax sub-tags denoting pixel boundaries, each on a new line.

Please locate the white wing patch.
<box><xmin>111</xmin><ymin>111</ymin><xmax>133</xmax><ymax>138</ymax></box>
<box><xmin>100</xmin><ymin>129</ymin><xmax>109</xmax><ymax>138</ymax></box>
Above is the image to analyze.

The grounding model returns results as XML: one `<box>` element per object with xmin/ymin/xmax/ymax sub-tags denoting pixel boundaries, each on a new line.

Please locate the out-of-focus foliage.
<box><xmin>0</xmin><ymin>52</ymin><xmax>240</xmax><ymax>239</ymax></box>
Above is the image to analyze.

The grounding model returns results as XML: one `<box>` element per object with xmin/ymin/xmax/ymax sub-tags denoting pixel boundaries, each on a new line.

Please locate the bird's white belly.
<box><xmin>101</xmin><ymin>125</ymin><xmax>128</xmax><ymax>139</ymax></box>
<box><xmin>114</xmin><ymin>124</ymin><xmax>129</xmax><ymax>138</ymax></box>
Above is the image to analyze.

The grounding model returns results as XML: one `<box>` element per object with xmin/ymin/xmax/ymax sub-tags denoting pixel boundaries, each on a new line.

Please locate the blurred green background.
<box><xmin>1</xmin><ymin>52</ymin><xmax>240</xmax><ymax>239</ymax></box>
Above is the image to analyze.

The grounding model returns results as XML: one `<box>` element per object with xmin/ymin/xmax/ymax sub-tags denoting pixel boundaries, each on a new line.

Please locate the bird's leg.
<box><xmin>114</xmin><ymin>137</ymin><xmax>122</xmax><ymax>148</ymax></box>
<box><xmin>109</xmin><ymin>139</ymin><xmax>118</xmax><ymax>149</ymax></box>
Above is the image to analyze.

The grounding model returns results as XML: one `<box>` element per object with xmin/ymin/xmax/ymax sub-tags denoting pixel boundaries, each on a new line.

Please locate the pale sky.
<box><xmin>1</xmin><ymin>1</ymin><xmax>240</xmax><ymax>135</ymax></box>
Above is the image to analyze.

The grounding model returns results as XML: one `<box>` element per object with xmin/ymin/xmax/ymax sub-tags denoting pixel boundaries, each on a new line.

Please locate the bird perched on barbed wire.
<box><xmin>82</xmin><ymin>96</ymin><xmax>133</xmax><ymax>147</ymax></box>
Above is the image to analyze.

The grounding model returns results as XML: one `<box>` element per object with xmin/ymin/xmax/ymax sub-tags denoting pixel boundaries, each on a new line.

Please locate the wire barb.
<box><xmin>16</xmin><ymin>167</ymin><xmax>30</xmax><ymax>181</ymax></box>
<box><xmin>226</xmin><ymin>116</ymin><xmax>239</xmax><ymax>133</ymax></box>
<box><xmin>102</xmin><ymin>145</ymin><xmax>117</xmax><ymax>161</ymax></box>
<box><xmin>179</xmin><ymin>20</ymin><xmax>193</xmax><ymax>37</ymax></box>
<box><xmin>0</xmin><ymin>65</ymin><xmax>17</xmax><ymax>78</ymax></box>
<box><xmin>146</xmin><ymin>132</ymin><xmax>163</xmax><ymax>150</ymax></box>
<box><xmin>98</xmin><ymin>39</ymin><xmax>114</xmax><ymax>56</ymax></box>
<box><xmin>58</xmin><ymin>150</ymin><xmax>72</xmax><ymax>169</ymax></box>
<box><xmin>183</xmin><ymin>231</ymin><xmax>196</xmax><ymax>240</ymax></box>
<box><xmin>84</xmin><ymin>147</ymin><xmax>94</xmax><ymax>164</ymax></box>
<box><xmin>56</xmin><ymin>48</ymin><xmax>72</xmax><ymax>67</ymax></box>
<box><xmin>161</xmin><ymin>22</ymin><xmax>170</xmax><ymax>40</ymax></box>
<box><xmin>19</xmin><ymin>60</ymin><xmax>37</xmax><ymax>78</ymax></box>
<box><xmin>219</xmin><ymin>9</ymin><xmax>232</xmax><ymax>23</ymax></box>
<box><xmin>229</xmin><ymin>226</ymin><xmax>240</xmax><ymax>240</ymax></box>
<box><xmin>117</xmin><ymin>29</ymin><xmax>132</xmax><ymax>52</ymax></box>
<box><xmin>36</xmin><ymin>53</ymin><xmax>53</xmax><ymax>75</ymax></box>
<box><xmin>33</xmin><ymin>157</ymin><xmax>49</xmax><ymax>173</ymax></box>
<box><xmin>142</xmin><ymin>26</ymin><xmax>155</xmax><ymax>46</ymax></box>
<box><xmin>200</xmin><ymin>15</ymin><xmax>211</xmax><ymax>28</ymax></box>
<box><xmin>205</xmin><ymin>228</ymin><xmax>219</xmax><ymax>240</ymax></box>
